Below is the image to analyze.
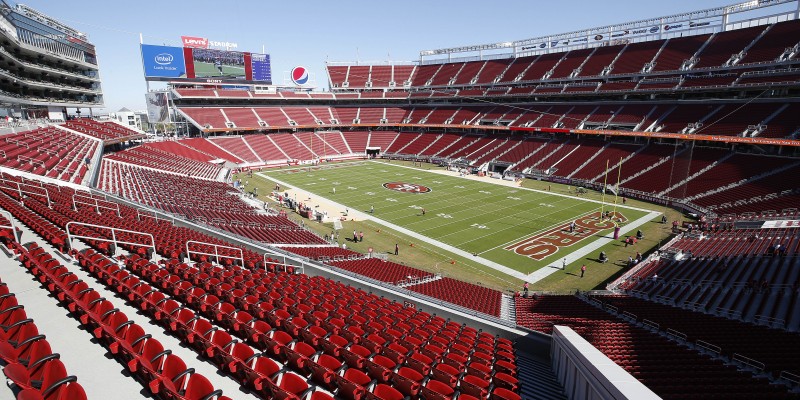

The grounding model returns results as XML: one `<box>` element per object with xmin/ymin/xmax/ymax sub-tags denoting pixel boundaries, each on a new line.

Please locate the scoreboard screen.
<box><xmin>251</xmin><ymin>53</ymin><xmax>272</xmax><ymax>82</ymax></box>
<box><xmin>141</xmin><ymin>44</ymin><xmax>272</xmax><ymax>84</ymax></box>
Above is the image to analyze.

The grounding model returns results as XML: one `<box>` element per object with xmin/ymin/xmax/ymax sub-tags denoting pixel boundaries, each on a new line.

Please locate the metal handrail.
<box><xmin>0</xmin><ymin>208</ymin><xmax>21</xmax><ymax>242</ymax></box>
<box><xmin>72</xmin><ymin>193</ymin><xmax>120</xmax><ymax>217</ymax></box>
<box><xmin>185</xmin><ymin>240</ymin><xmax>244</xmax><ymax>267</ymax></box>
<box><xmin>0</xmin><ymin>178</ymin><xmax>51</xmax><ymax>207</ymax></box>
<box><xmin>65</xmin><ymin>221</ymin><xmax>155</xmax><ymax>255</ymax></box>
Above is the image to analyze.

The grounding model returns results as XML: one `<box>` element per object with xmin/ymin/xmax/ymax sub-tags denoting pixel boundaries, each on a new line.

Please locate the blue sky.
<box><xmin>22</xmin><ymin>0</ymin><xmax>742</xmax><ymax>112</ymax></box>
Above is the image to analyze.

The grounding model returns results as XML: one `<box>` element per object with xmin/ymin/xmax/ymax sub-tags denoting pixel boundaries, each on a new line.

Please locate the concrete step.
<box><xmin>515</xmin><ymin>351</ymin><xmax>567</xmax><ymax>400</ymax></box>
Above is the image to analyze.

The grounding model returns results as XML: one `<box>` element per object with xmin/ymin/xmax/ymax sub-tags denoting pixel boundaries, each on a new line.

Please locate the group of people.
<box><xmin>627</xmin><ymin>251</ymin><xmax>643</xmax><ymax>267</ymax></box>
<box><xmin>770</xmin><ymin>243</ymin><xmax>788</xmax><ymax>257</ymax></box>
<box><xmin>324</xmin><ymin>230</ymin><xmax>339</xmax><ymax>243</ymax></box>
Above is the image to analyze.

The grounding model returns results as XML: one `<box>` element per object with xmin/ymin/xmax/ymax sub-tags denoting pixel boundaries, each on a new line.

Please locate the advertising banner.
<box><xmin>145</xmin><ymin>92</ymin><xmax>170</xmax><ymax>123</ymax></box>
<box><xmin>141</xmin><ymin>44</ymin><xmax>186</xmax><ymax>78</ymax></box>
<box><xmin>181</xmin><ymin>36</ymin><xmax>208</xmax><ymax>49</ymax></box>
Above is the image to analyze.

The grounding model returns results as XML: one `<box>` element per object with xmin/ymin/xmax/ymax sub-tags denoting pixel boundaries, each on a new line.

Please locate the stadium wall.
<box><xmin>552</xmin><ymin>325</ymin><xmax>661</xmax><ymax>400</ymax></box>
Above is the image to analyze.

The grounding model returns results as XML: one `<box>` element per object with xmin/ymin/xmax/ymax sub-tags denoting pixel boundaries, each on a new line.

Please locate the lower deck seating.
<box><xmin>329</xmin><ymin>259</ymin><xmax>433</xmax><ymax>284</ymax></box>
<box><xmin>99</xmin><ymin>160</ymin><xmax>250</xmax><ymax>215</ymax></box>
<box><xmin>406</xmin><ymin>278</ymin><xmax>503</xmax><ymax>317</ymax></box>
<box><xmin>281</xmin><ymin>246</ymin><xmax>364</xmax><ymax>261</ymax></box>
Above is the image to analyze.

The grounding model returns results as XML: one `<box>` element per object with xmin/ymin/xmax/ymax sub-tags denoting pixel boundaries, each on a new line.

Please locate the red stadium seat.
<box><xmin>335</xmin><ymin>368</ymin><xmax>371</xmax><ymax>400</ymax></box>
<box><xmin>420</xmin><ymin>379</ymin><xmax>455</xmax><ymax>400</ymax></box>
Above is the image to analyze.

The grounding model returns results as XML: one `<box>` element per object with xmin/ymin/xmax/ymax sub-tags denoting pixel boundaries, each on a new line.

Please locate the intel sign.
<box><xmin>141</xmin><ymin>45</ymin><xmax>186</xmax><ymax>78</ymax></box>
<box><xmin>155</xmin><ymin>53</ymin><xmax>174</xmax><ymax>65</ymax></box>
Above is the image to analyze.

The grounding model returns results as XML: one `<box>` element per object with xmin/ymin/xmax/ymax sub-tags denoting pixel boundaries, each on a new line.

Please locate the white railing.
<box><xmin>0</xmin><ymin>178</ymin><xmax>51</xmax><ymax>207</ymax></box>
<box><xmin>136</xmin><ymin>208</ymin><xmax>174</xmax><ymax>224</ymax></box>
<box><xmin>696</xmin><ymin>339</ymin><xmax>722</xmax><ymax>356</ymax></box>
<box><xmin>72</xmin><ymin>193</ymin><xmax>120</xmax><ymax>217</ymax></box>
<box><xmin>186</xmin><ymin>240</ymin><xmax>243</xmax><ymax>266</ymax></box>
<box><xmin>0</xmin><ymin>209</ymin><xmax>20</xmax><ymax>242</ymax></box>
<box><xmin>780</xmin><ymin>371</ymin><xmax>800</xmax><ymax>386</ymax></box>
<box><xmin>65</xmin><ymin>221</ymin><xmax>154</xmax><ymax>256</ymax></box>
<box><xmin>732</xmin><ymin>353</ymin><xmax>766</xmax><ymax>372</ymax></box>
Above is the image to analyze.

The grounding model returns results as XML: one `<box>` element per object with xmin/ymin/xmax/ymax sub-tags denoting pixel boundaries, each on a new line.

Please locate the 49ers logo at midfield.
<box><xmin>383</xmin><ymin>182</ymin><xmax>431</xmax><ymax>194</ymax></box>
<box><xmin>505</xmin><ymin>211</ymin><xmax>628</xmax><ymax>261</ymax></box>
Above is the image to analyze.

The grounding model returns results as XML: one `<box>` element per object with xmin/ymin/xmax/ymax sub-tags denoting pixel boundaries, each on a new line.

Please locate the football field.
<box><xmin>260</xmin><ymin>161</ymin><xmax>656</xmax><ymax>278</ymax></box>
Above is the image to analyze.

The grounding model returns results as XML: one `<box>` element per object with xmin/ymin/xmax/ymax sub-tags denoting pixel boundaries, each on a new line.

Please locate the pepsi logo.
<box><xmin>291</xmin><ymin>66</ymin><xmax>309</xmax><ymax>85</ymax></box>
<box><xmin>155</xmin><ymin>53</ymin><xmax>174</xmax><ymax>65</ymax></box>
<box><xmin>383</xmin><ymin>182</ymin><xmax>431</xmax><ymax>194</ymax></box>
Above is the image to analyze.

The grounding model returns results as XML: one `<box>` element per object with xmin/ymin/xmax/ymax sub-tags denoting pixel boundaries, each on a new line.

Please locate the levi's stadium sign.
<box><xmin>181</xmin><ymin>36</ymin><xmax>208</xmax><ymax>49</ymax></box>
<box><xmin>180</xmin><ymin>36</ymin><xmax>238</xmax><ymax>49</ymax></box>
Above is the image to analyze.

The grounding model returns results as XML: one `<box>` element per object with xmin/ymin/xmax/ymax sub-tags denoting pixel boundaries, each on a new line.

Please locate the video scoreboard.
<box><xmin>141</xmin><ymin>44</ymin><xmax>272</xmax><ymax>84</ymax></box>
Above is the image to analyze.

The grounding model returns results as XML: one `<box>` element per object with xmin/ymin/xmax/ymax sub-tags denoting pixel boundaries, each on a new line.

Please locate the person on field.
<box><xmin>580</xmin><ymin>265</ymin><xmax>586</xmax><ymax>278</ymax></box>
<box><xmin>395</xmin><ymin>243</ymin><xmax>399</xmax><ymax>255</ymax></box>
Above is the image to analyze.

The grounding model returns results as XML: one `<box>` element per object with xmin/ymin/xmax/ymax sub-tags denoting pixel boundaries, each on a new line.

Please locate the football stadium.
<box><xmin>0</xmin><ymin>0</ymin><xmax>799</xmax><ymax>399</ymax></box>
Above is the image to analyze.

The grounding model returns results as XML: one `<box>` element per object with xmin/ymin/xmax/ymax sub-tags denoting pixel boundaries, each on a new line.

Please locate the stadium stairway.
<box><xmin>501</xmin><ymin>293</ymin><xmax>516</xmax><ymax>322</ymax></box>
<box><xmin>514</xmin><ymin>351</ymin><xmax>566</xmax><ymax>400</ymax></box>
<box><xmin>216</xmin><ymin>167</ymin><xmax>229</xmax><ymax>182</ymax></box>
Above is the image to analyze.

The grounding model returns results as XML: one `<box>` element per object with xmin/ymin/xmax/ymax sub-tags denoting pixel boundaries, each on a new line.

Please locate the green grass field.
<box><xmin>259</xmin><ymin>161</ymin><xmax>652</xmax><ymax>275</ymax></box>
<box><xmin>193</xmin><ymin>61</ymin><xmax>246</xmax><ymax>78</ymax></box>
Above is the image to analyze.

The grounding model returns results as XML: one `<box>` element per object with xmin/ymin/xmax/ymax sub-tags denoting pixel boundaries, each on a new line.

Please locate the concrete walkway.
<box><xmin>258</xmin><ymin>161</ymin><xmax>662</xmax><ymax>284</ymax></box>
